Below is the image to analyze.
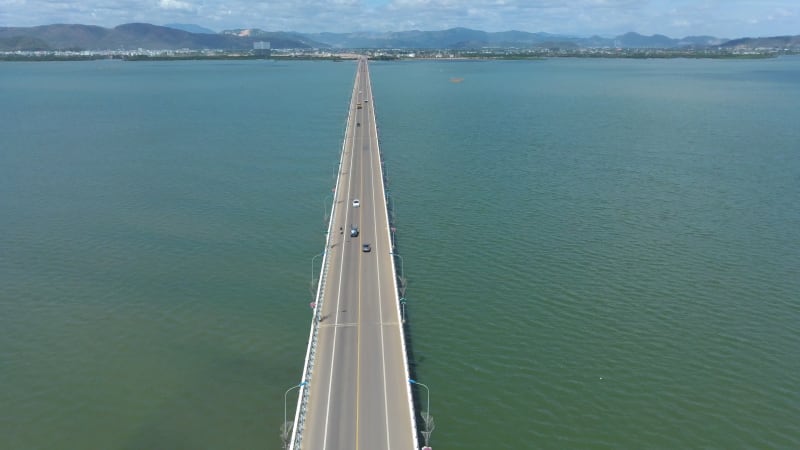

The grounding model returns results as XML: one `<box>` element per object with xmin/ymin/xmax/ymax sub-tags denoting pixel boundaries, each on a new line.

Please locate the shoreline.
<box><xmin>1</xmin><ymin>50</ymin><xmax>792</xmax><ymax>62</ymax></box>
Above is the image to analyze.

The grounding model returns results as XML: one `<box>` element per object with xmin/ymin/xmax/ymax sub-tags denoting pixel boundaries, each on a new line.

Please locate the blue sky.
<box><xmin>1</xmin><ymin>0</ymin><xmax>797</xmax><ymax>38</ymax></box>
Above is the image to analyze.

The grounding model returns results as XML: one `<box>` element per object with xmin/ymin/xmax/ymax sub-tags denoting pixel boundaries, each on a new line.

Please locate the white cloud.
<box><xmin>671</xmin><ymin>19</ymin><xmax>691</xmax><ymax>28</ymax></box>
<box><xmin>1</xmin><ymin>0</ymin><xmax>798</xmax><ymax>37</ymax></box>
<box><xmin>159</xmin><ymin>0</ymin><xmax>195</xmax><ymax>12</ymax></box>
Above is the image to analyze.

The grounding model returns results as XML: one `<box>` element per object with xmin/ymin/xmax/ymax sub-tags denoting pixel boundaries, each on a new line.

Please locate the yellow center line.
<box><xmin>355</xmin><ymin>61</ymin><xmax>364</xmax><ymax>450</ymax></box>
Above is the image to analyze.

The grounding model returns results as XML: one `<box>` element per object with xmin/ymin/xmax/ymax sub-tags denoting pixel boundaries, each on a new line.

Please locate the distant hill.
<box><xmin>0</xmin><ymin>24</ymin><xmax>109</xmax><ymax>50</ymax></box>
<box><xmin>2</xmin><ymin>23</ymin><xmax>799</xmax><ymax>52</ymax></box>
<box><xmin>678</xmin><ymin>35</ymin><xmax>728</xmax><ymax>47</ymax></box>
<box><xmin>303</xmin><ymin>28</ymin><xmax>621</xmax><ymax>49</ymax></box>
<box><xmin>221</xmin><ymin>28</ymin><xmax>327</xmax><ymax>48</ymax></box>
<box><xmin>307</xmin><ymin>28</ymin><xmax>494</xmax><ymax>49</ymax></box>
<box><xmin>0</xmin><ymin>35</ymin><xmax>51</xmax><ymax>51</ymax></box>
<box><xmin>164</xmin><ymin>23</ymin><xmax>216</xmax><ymax>34</ymax></box>
<box><xmin>611</xmin><ymin>32</ymin><xmax>725</xmax><ymax>48</ymax></box>
<box><xmin>615</xmin><ymin>32</ymin><xmax>675</xmax><ymax>48</ymax></box>
<box><xmin>0</xmin><ymin>23</ymin><xmax>314</xmax><ymax>50</ymax></box>
<box><xmin>720</xmin><ymin>35</ymin><xmax>800</xmax><ymax>49</ymax></box>
<box><xmin>304</xmin><ymin>29</ymin><xmax>748</xmax><ymax>49</ymax></box>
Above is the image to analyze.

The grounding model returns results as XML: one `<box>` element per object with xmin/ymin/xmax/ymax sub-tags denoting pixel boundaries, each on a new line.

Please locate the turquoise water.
<box><xmin>2</xmin><ymin>57</ymin><xmax>800</xmax><ymax>449</ymax></box>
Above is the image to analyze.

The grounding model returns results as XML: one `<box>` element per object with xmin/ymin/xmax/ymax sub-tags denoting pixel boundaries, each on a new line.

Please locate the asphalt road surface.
<box><xmin>299</xmin><ymin>58</ymin><xmax>418</xmax><ymax>450</ymax></box>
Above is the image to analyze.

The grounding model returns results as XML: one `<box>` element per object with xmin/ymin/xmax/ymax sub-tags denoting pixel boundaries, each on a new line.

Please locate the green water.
<box><xmin>2</xmin><ymin>57</ymin><xmax>799</xmax><ymax>449</ymax></box>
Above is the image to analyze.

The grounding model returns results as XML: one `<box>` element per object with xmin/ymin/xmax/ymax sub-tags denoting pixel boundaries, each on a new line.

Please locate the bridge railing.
<box><xmin>287</xmin><ymin>61</ymin><xmax>360</xmax><ymax>450</ymax></box>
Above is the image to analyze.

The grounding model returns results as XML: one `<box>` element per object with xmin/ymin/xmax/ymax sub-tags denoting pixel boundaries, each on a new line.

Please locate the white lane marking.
<box><xmin>373</xmin><ymin>68</ymin><xmax>418</xmax><ymax>450</ymax></box>
<box><xmin>365</xmin><ymin>65</ymin><xmax>393</xmax><ymax>450</ymax></box>
<box><xmin>321</xmin><ymin>65</ymin><xmax>361</xmax><ymax>450</ymax></box>
<box><xmin>319</xmin><ymin>322</ymin><xmax>359</xmax><ymax>328</ymax></box>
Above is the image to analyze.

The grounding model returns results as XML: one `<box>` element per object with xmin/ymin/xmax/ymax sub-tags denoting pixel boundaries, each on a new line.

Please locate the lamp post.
<box><xmin>385</xmin><ymin>190</ymin><xmax>396</xmax><ymax>224</ymax></box>
<box><xmin>408</xmin><ymin>378</ymin><xmax>429</xmax><ymax>418</ymax></box>
<box><xmin>409</xmin><ymin>378</ymin><xmax>433</xmax><ymax>447</ymax></box>
<box><xmin>308</xmin><ymin>249</ymin><xmax>327</xmax><ymax>301</ymax></box>
<box><xmin>332</xmin><ymin>160</ymin><xmax>341</xmax><ymax>182</ymax></box>
<box><xmin>283</xmin><ymin>381</ymin><xmax>307</xmax><ymax>449</ymax></box>
<box><xmin>311</xmin><ymin>251</ymin><xmax>325</xmax><ymax>286</ymax></box>
<box><xmin>322</xmin><ymin>193</ymin><xmax>332</xmax><ymax>222</ymax></box>
<box><xmin>390</xmin><ymin>251</ymin><xmax>406</xmax><ymax>295</ymax></box>
<box><xmin>389</xmin><ymin>252</ymin><xmax>404</xmax><ymax>278</ymax></box>
<box><xmin>399</xmin><ymin>297</ymin><xmax>407</xmax><ymax>324</ymax></box>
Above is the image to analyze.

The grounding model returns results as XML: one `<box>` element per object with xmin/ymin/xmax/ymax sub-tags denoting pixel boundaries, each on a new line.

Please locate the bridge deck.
<box><xmin>292</xmin><ymin>57</ymin><xmax>418</xmax><ymax>450</ymax></box>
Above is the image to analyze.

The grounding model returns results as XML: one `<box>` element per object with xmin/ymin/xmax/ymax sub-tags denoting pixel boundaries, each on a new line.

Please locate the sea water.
<box><xmin>2</xmin><ymin>56</ymin><xmax>799</xmax><ymax>449</ymax></box>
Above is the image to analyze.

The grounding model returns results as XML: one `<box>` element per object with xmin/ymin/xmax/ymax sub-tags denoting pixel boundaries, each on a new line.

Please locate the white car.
<box><xmin>352</xmin><ymin>199</ymin><xmax>360</xmax><ymax>208</ymax></box>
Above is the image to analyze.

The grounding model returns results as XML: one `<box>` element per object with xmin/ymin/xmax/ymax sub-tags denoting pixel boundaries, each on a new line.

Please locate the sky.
<box><xmin>0</xmin><ymin>0</ymin><xmax>797</xmax><ymax>38</ymax></box>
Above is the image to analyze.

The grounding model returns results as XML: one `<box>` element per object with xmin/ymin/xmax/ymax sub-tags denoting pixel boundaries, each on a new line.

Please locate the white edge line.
<box><xmin>320</xmin><ymin>62</ymin><xmax>360</xmax><ymax>450</ymax></box>
<box><xmin>366</xmin><ymin>72</ymin><xmax>392</xmax><ymax>450</ymax></box>
<box><xmin>288</xmin><ymin>59</ymin><xmax>360</xmax><ymax>450</ymax></box>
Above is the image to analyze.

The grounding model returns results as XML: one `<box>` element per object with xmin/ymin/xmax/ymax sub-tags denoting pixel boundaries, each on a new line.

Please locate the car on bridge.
<box><xmin>362</xmin><ymin>243</ymin><xmax>371</xmax><ymax>252</ymax></box>
<box><xmin>352</xmin><ymin>199</ymin><xmax>360</xmax><ymax>208</ymax></box>
<box><xmin>350</xmin><ymin>225</ymin><xmax>359</xmax><ymax>237</ymax></box>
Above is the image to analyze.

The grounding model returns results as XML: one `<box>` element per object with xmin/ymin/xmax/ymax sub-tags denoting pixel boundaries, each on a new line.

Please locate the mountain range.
<box><xmin>1</xmin><ymin>23</ymin><xmax>798</xmax><ymax>52</ymax></box>
<box><xmin>304</xmin><ymin>29</ymin><xmax>731</xmax><ymax>49</ymax></box>
<box><xmin>0</xmin><ymin>23</ymin><xmax>319</xmax><ymax>51</ymax></box>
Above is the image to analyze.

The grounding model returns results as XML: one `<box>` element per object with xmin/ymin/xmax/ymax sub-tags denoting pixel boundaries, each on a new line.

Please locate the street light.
<box><xmin>283</xmin><ymin>381</ymin><xmax>308</xmax><ymax>449</ymax></box>
<box><xmin>385</xmin><ymin>190</ymin><xmax>396</xmax><ymax>224</ymax></box>
<box><xmin>322</xmin><ymin>193</ymin><xmax>332</xmax><ymax>222</ymax></box>
<box><xmin>399</xmin><ymin>297</ymin><xmax>407</xmax><ymax>324</ymax></box>
<box><xmin>311</xmin><ymin>251</ymin><xmax>325</xmax><ymax>286</ymax></box>
<box><xmin>311</xmin><ymin>251</ymin><xmax>325</xmax><ymax>280</ymax></box>
<box><xmin>389</xmin><ymin>252</ymin><xmax>404</xmax><ymax>278</ymax></box>
<box><xmin>409</xmin><ymin>378</ymin><xmax>433</xmax><ymax>447</ymax></box>
<box><xmin>408</xmin><ymin>378</ymin><xmax>429</xmax><ymax>418</ymax></box>
<box><xmin>390</xmin><ymin>252</ymin><xmax>406</xmax><ymax>295</ymax></box>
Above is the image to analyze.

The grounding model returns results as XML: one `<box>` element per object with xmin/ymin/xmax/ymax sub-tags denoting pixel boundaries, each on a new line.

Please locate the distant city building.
<box><xmin>254</xmin><ymin>41</ymin><xmax>271</xmax><ymax>57</ymax></box>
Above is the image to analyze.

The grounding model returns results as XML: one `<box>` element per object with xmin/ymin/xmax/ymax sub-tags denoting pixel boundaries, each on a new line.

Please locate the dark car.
<box><xmin>362</xmin><ymin>243</ymin><xmax>371</xmax><ymax>253</ymax></box>
<box><xmin>350</xmin><ymin>225</ymin><xmax>359</xmax><ymax>237</ymax></box>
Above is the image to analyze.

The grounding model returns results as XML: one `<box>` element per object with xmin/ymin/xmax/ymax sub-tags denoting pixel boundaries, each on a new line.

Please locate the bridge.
<box><xmin>286</xmin><ymin>57</ymin><xmax>426</xmax><ymax>450</ymax></box>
